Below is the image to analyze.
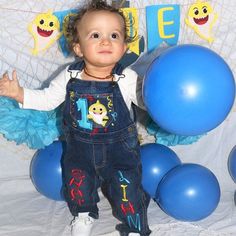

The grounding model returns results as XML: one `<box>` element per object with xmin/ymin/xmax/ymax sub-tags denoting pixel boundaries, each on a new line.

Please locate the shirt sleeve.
<box><xmin>122</xmin><ymin>68</ymin><xmax>146</xmax><ymax>110</ymax></box>
<box><xmin>23</xmin><ymin>67</ymin><xmax>69</xmax><ymax>111</ymax></box>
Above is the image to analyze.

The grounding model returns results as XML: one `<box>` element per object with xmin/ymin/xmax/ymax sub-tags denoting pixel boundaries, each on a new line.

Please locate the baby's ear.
<box><xmin>123</xmin><ymin>43</ymin><xmax>128</xmax><ymax>54</ymax></box>
<box><xmin>73</xmin><ymin>43</ymin><xmax>83</xmax><ymax>57</ymax></box>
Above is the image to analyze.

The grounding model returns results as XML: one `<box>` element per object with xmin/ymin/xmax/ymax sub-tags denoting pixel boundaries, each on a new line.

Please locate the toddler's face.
<box><xmin>73</xmin><ymin>10</ymin><xmax>127</xmax><ymax>68</ymax></box>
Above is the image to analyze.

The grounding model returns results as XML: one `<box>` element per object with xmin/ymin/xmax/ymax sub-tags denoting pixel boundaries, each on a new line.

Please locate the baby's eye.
<box><xmin>91</xmin><ymin>33</ymin><xmax>100</xmax><ymax>39</ymax></box>
<box><xmin>111</xmin><ymin>33</ymin><xmax>119</xmax><ymax>39</ymax></box>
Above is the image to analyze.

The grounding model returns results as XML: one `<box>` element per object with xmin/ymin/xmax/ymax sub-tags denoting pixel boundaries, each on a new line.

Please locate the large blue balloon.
<box><xmin>140</xmin><ymin>143</ymin><xmax>181</xmax><ymax>198</ymax></box>
<box><xmin>228</xmin><ymin>145</ymin><xmax>236</xmax><ymax>182</ymax></box>
<box><xmin>156</xmin><ymin>163</ymin><xmax>220</xmax><ymax>221</ymax></box>
<box><xmin>30</xmin><ymin>141</ymin><xmax>65</xmax><ymax>201</ymax></box>
<box><xmin>143</xmin><ymin>44</ymin><xmax>235</xmax><ymax>135</ymax></box>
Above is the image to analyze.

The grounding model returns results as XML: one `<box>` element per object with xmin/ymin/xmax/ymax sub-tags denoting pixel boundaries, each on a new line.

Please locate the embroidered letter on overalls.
<box><xmin>69</xmin><ymin>169</ymin><xmax>86</xmax><ymax>206</ymax></box>
<box><xmin>118</xmin><ymin>171</ymin><xmax>141</xmax><ymax>232</ymax></box>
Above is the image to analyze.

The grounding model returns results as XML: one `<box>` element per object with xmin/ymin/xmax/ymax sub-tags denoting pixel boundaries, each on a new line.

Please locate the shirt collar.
<box><xmin>67</xmin><ymin>60</ymin><xmax>124</xmax><ymax>77</ymax></box>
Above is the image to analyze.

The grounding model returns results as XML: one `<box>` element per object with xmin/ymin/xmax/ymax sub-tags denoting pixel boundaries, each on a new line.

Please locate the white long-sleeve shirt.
<box><xmin>23</xmin><ymin>66</ymin><xmax>144</xmax><ymax>111</ymax></box>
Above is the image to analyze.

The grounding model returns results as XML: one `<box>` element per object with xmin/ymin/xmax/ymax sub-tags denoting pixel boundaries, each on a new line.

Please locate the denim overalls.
<box><xmin>62</xmin><ymin>61</ymin><xmax>151</xmax><ymax>236</ymax></box>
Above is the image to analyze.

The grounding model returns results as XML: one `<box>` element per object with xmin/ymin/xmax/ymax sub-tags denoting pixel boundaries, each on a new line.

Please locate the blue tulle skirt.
<box><xmin>0</xmin><ymin>97</ymin><xmax>63</xmax><ymax>149</ymax></box>
<box><xmin>0</xmin><ymin>97</ymin><xmax>204</xmax><ymax>149</ymax></box>
<box><xmin>146</xmin><ymin>118</ymin><xmax>205</xmax><ymax>146</ymax></box>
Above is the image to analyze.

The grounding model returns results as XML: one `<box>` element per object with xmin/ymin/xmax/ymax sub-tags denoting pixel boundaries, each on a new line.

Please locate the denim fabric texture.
<box><xmin>61</xmin><ymin>62</ymin><xmax>151</xmax><ymax>235</ymax></box>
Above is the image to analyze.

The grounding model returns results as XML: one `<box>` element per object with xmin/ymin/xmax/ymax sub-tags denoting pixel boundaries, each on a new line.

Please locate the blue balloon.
<box><xmin>140</xmin><ymin>143</ymin><xmax>181</xmax><ymax>198</ymax></box>
<box><xmin>143</xmin><ymin>44</ymin><xmax>235</xmax><ymax>135</ymax></box>
<box><xmin>156</xmin><ymin>163</ymin><xmax>220</xmax><ymax>221</ymax></box>
<box><xmin>30</xmin><ymin>141</ymin><xmax>65</xmax><ymax>201</ymax></box>
<box><xmin>228</xmin><ymin>145</ymin><xmax>236</xmax><ymax>182</ymax></box>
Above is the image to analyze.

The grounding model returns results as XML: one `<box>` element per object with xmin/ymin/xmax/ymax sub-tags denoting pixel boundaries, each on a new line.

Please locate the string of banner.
<box><xmin>0</xmin><ymin>1</ymin><xmax>219</xmax><ymax>56</ymax></box>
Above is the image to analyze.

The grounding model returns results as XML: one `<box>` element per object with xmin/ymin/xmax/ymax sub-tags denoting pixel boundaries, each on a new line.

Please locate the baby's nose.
<box><xmin>100</xmin><ymin>37</ymin><xmax>111</xmax><ymax>45</ymax></box>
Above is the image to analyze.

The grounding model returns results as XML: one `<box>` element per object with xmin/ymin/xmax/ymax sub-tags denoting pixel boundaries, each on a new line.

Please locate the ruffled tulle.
<box><xmin>0</xmin><ymin>96</ymin><xmax>204</xmax><ymax>149</ymax></box>
<box><xmin>146</xmin><ymin>118</ymin><xmax>205</xmax><ymax>146</ymax></box>
<box><xmin>0</xmin><ymin>97</ymin><xmax>63</xmax><ymax>149</ymax></box>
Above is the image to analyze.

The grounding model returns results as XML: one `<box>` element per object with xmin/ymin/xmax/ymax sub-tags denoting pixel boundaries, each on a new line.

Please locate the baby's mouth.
<box><xmin>99</xmin><ymin>51</ymin><xmax>112</xmax><ymax>54</ymax></box>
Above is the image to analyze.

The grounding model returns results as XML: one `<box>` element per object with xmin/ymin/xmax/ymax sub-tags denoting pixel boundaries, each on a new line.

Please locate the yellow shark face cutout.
<box><xmin>188</xmin><ymin>2</ymin><xmax>213</xmax><ymax>22</ymax></box>
<box><xmin>34</xmin><ymin>11</ymin><xmax>60</xmax><ymax>34</ymax></box>
<box><xmin>28</xmin><ymin>10</ymin><xmax>62</xmax><ymax>55</ymax></box>
<box><xmin>185</xmin><ymin>1</ymin><xmax>218</xmax><ymax>43</ymax></box>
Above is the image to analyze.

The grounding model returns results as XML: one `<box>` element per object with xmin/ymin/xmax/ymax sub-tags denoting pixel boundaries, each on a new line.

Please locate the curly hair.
<box><xmin>63</xmin><ymin>0</ymin><xmax>136</xmax><ymax>53</ymax></box>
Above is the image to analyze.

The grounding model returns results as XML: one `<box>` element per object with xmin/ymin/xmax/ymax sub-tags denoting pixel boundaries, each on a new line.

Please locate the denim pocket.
<box><xmin>69</xmin><ymin>91</ymin><xmax>116</xmax><ymax>130</ymax></box>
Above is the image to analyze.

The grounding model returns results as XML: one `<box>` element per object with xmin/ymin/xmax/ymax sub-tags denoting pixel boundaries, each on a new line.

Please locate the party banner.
<box><xmin>146</xmin><ymin>5</ymin><xmax>180</xmax><ymax>52</ymax></box>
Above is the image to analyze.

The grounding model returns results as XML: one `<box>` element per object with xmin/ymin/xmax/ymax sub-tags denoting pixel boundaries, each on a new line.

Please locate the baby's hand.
<box><xmin>0</xmin><ymin>70</ymin><xmax>24</xmax><ymax>103</ymax></box>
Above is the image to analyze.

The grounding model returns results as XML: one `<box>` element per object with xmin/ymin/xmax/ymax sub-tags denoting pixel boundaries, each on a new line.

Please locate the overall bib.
<box><xmin>62</xmin><ymin>62</ymin><xmax>151</xmax><ymax>236</ymax></box>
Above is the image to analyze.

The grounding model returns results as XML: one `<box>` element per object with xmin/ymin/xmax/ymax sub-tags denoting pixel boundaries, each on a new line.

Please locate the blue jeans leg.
<box><xmin>99</xmin><ymin>133</ymin><xmax>151</xmax><ymax>236</ymax></box>
<box><xmin>62</xmin><ymin>139</ymin><xmax>100</xmax><ymax>218</ymax></box>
